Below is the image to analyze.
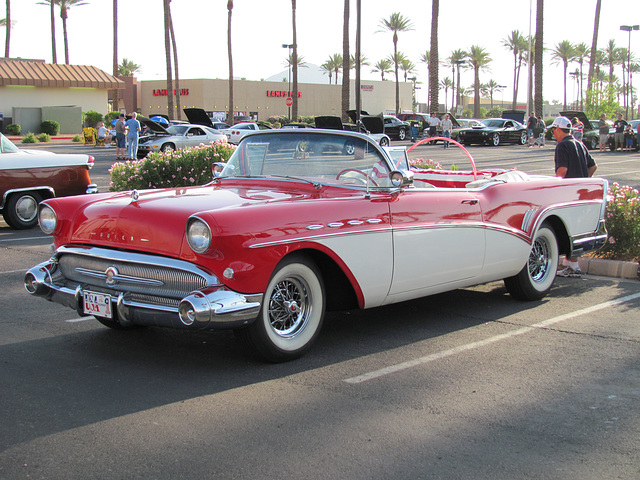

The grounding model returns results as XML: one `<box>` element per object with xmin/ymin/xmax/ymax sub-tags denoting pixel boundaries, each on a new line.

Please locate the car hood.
<box><xmin>560</xmin><ymin>111</ymin><xmax>592</xmax><ymax>129</ymax></box>
<box><xmin>183</xmin><ymin>108</ymin><xmax>214</xmax><ymax>128</ymax></box>
<box><xmin>51</xmin><ymin>183</ymin><xmax>322</xmax><ymax>257</ymax></box>
<box><xmin>140</xmin><ymin>119</ymin><xmax>170</xmax><ymax>134</ymax></box>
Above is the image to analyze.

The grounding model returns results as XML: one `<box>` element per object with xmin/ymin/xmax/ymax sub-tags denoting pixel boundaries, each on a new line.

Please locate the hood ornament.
<box><xmin>131</xmin><ymin>189</ymin><xmax>139</xmax><ymax>202</ymax></box>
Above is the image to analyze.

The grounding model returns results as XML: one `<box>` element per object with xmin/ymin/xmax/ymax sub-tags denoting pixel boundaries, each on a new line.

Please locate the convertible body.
<box><xmin>25</xmin><ymin>130</ymin><xmax>608</xmax><ymax>361</ymax></box>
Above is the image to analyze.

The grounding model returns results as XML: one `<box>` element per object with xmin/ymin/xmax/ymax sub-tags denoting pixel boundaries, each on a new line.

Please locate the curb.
<box><xmin>578</xmin><ymin>257</ymin><xmax>639</xmax><ymax>280</ymax></box>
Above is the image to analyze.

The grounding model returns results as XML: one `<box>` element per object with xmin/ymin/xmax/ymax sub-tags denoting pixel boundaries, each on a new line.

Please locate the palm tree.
<box><xmin>227</xmin><ymin>0</ymin><xmax>233</xmax><ymax>125</ymax></box>
<box><xmin>466</xmin><ymin>45</ymin><xmax>492</xmax><ymax>118</ymax></box>
<box><xmin>320</xmin><ymin>61</ymin><xmax>334</xmax><ymax>84</ymax></box>
<box><xmin>482</xmin><ymin>80</ymin><xmax>505</xmax><ymax>109</ymax></box>
<box><xmin>37</xmin><ymin>0</ymin><xmax>58</xmax><ymax>63</ymax></box>
<box><xmin>573</xmin><ymin>42</ymin><xmax>589</xmax><ymax>110</ymax></box>
<box><xmin>444</xmin><ymin>49</ymin><xmax>466</xmax><ymax>112</ymax></box>
<box><xmin>502</xmin><ymin>30</ymin><xmax>527</xmax><ymax>109</ymax></box>
<box><xmin>419</xmin><ymin>51</ymin><xmax>430</xmax><ymax>110</ymax></box>
<box><xmin>551</xmin><ymin>40</ymin><xmax>576</xmax><ymax>110</ymax></box>
<box><xmin>378</xmin><ymin>12</ymin><xmax>413</xmax><ymax>115</ymax></box>
<box><xmin>56</xmin><ymin>0</ymin><xmax>88</xmax><ymax>64</ymax></box>
<box><xmin>117</xmin><ymin>58</ymin><xmax>141</xmax><ymax>76</ymax></box>
<box><xmin>2</xmin><ymin>0</ymin><xmax>11</xmax><ymax>57</ymax></box>
<box><xmin>163</xmin><ymin>0</ymin><xmax>174</xmax><ymax>119</ymax></box>
<box><xmin>400</xmin><ymin>56</ymin><xmax>415</xmax><ymax>82</ymax></box>
<box><xmin>371</xmin><ymin>59</ymin><xmax>392</xmax><ymax>81</ymax></box>
<box><xmin>321</xmin><ymin>54</ymin><xmax>341</xmax><ymax>84</ymax></box>
<box><xmin>112</xmin><ymin>0</ymin><xmax>118</xmax><ymax>112</ymax></box>
<box><xmin>168</xmin><ymin>1</ymin><xmax>180</xmax><ymax>120</ymax></box>
<box><xmin>341</xmin><ymin>0</ymin><xmax>349</xmax><ymax>123</ymax></box>
<box><xmin>603</xmin><ymin>39</ymin><xmax>617</xmax><ymax>85</ymax></box>
<box><xmin>429</xmin><ymin>2</ymin><xmax>439</xmax><ymax>113</ymax></box>
<box><xmin>291</xmin><ymin>0</ymin><xmax>298</xmax><ymax>122</ymax></box>
<box><xmin>439</xmin><ymin>77</ymin><xmax>453</xmax><ymax>111</ymax></box>
<box><xmin>586</xmin><ymin>0</ymin><xmax>601</xmax><ymax>96</ymax></box>
<box><xmin>534</xmin><ymin>0</ymin><xmax>543</xmax><ymax>117</ymax></box>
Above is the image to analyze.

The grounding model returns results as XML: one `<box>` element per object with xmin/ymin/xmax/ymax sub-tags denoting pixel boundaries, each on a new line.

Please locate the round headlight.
<box><xmin>186</xmin><ymin>217</ymin><xmax>212</xmax><ymax>253</ymax></box>
<box><xmin>39</xmin><ymin>204</ymin><xmax>57</xmax><ymax>235</ymax></box>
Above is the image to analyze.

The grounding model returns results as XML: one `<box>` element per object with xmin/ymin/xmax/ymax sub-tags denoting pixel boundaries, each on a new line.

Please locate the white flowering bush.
<box><xmin>109</xmin><ymin>140</ymin><xmax>236</xmax><ymax>191</ymax></box>
<box><xmin>595</xmin><ymin>182</ymin><xmax>640</xmax><ymax>261</ymax></box>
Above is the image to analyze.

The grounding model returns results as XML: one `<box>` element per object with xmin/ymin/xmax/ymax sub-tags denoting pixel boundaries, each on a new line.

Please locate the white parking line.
<box><xmin>0</xmin><ymin>235</ymin><xmax>51</xmax><ymax>243</ymax></box>
<box><xmin>344</xmin><ymin>292</ymin><xmax>640</xmax><ymax>384</ymax></box>
<box><xmin>65</xmin><ymin>317</ymin><xmax>94</xmax><ymax>323</ymax></box>
<box><xmin>0</xmin><ymin>269</ymin><xmax>27</xmax><ymax>275</ymax></box>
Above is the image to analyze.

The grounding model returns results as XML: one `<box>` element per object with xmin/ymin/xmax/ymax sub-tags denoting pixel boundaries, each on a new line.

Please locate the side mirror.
<box><xmin>389</xmin><ymin>170</ymin><xmax>414</xmax><ymax>188</ymax></box>
<box><xmin>212</xmin><ymin>162</ymin><xmax>226</xmax><ymax>178</ymax></box>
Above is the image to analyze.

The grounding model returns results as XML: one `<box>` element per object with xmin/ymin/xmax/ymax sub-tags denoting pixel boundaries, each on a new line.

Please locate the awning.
<box><xmin>0</xmin><ymin>59</ymin><xmax>125</xmax><ymax>89</ymax></box>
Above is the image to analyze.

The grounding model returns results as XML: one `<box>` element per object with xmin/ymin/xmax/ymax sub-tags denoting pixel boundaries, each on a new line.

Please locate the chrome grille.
<box><xmin>58</xmin><ymin>253</ymin><xmax>208</xmax><ymax>299</ymax></box>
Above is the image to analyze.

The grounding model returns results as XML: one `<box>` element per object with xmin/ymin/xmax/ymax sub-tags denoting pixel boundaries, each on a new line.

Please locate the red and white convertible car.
<box><xmin>25</xmin><ymin>130</ymin><xmax>608</xmax><ymax>361</ymax></box>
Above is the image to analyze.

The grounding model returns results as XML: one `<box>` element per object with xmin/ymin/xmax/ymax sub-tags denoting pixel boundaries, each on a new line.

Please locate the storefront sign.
<box><xmin>267</xmin><ymin>91</ymin><xmax>302</xmax><ymax>98</ymax></box>
<box><xmin>361</xmin><ymin>85</ymin><xmax>374</xmax><ymax>92</ymax></box>
<box><xmin>152</xmin><ymin>88</ymin><xmax>190</xmax><ymax>96</ymax></box>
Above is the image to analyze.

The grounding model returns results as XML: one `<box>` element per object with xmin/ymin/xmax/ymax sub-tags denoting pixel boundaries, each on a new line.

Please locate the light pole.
<box><xmin>498</xmin><ymin>85</ymin><xmax>507</xmax><ymax>109</ymax></box>
<box><xmin>620</xmin><ymin>25</ymin><xmax>639</xmax><ymax>119</ymax></box>
<box><xmin>282</xmin><ymin>43</ymin><xmax>294</xmax><ymax>120</ymax></box>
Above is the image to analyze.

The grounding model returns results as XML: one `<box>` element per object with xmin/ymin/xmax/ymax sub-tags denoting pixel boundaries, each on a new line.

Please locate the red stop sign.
<box><xmin>285</xmin><ymin>97</ymin><xmax>293</xmax><ymax>107</ymax></box>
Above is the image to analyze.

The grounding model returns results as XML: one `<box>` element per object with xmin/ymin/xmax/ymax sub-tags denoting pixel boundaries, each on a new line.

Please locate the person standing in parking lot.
<box><xmin>527</xmin><ymin>112</ymin><xmax>538</xmax><ymax>147</ymax></box>
<box><xmin>551</xmin><ymin>116</ymin><xmax>597</xmax><ymax>278</ymax></box>
<box><xmin>125</xmin><ymin>112</ymin><xmax>141</xmax><ymax>160</ymax></box>
<box><xmin>440</xmin><ymin>114</ymin><xmax>453</xmax><ymax>149</ymax></box>
<box><xmin>428</xmin><ymin>113</ymin><xmax>439</xmax><ymax>143</ymax></box>
<box><xmin>598</xmin><ymin>113</ymin><xmax>609</xmax><ymax>152</ymax></box>
<box><xmin>613</xmin><ymin>113</ymin><xmax>628</xmax><ymax>151</ymax></box>
<box><xmin>115</xmin><ymin>113</ymin><xmax>126</xmax><ymax>160</ymax></box>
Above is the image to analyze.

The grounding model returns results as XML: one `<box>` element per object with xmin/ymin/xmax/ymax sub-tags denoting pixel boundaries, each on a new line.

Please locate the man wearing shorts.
<box><xmin>115</xmin><ymin>113</ymin><xmax>126</xmax><ymax>160</ymax></box>
<box><xmin>613</xmin><ymin>113</ymin><xmax>628</xmax><ymax>151</ymax></box>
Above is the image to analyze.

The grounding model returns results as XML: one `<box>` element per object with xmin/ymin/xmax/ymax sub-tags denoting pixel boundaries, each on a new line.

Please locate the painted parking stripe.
<box><xmin>0</xmin><ymin>236</ymin><xmax>51</xmax><ymax>243</ymax></box>
<box><xmin>344</xmin><ymin>292</ymin><xmax>640</xmax><ymax>384</ymax></box>
<box><xmin>65</xmin><ymin>317</ymin><xmax>94</xmax><ymax>323</ymax></box>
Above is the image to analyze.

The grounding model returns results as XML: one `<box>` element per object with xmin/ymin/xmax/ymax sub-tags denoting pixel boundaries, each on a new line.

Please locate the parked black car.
<box><xmin>457</xmin><ymin>118</ymin><xmax>528</xmax><ymax>146</ymax></box>
<box><xmin>381</xmin><ymin>115</ymin><xmax>411</xmax><ymax>140</ymax></box>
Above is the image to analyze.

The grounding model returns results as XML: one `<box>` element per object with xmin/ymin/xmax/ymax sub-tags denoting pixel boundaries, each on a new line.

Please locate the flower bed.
<box><xmin>109</xmin><ymin>140</ymin><xmax>236</xmax><ymax>191</ymax></box>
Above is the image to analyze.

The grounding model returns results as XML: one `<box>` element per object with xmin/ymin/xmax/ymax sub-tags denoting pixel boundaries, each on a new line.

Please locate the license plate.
<box><xmin>83</xmin><ymin>291</ymin><xmax>112</xmax><ymax>318</ymax></box>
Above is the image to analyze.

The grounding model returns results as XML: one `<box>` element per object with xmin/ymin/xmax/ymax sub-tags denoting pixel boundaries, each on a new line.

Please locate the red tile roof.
<box><xmin>0</xmin><ymin>59</ymin><xmax>124</xmax><ymax>89</ymax></box>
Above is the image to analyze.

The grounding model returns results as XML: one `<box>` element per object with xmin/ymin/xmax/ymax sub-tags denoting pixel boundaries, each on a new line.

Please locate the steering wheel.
<box><xmin>336</xmin><ymin>168</ymin><xmax>380</xmax><ymax>187</ymax></box>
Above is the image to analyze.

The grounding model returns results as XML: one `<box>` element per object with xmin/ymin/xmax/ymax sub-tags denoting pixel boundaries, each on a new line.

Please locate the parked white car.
<box><xmin>222</xmin><ymin>122</ymin><xmax>272</xmax><ymax>144</ymax></box>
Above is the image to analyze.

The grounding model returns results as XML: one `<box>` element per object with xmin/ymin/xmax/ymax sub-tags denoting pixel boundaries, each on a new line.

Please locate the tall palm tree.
<box><xmin>551</xmin><ymin>40</ymin><xmax>576</xmax><ymax>110</ymax></box>
<box><xmin>3</xmin><ymin>0</ymin><xmax>10</xmax><ymax>57</ymax></box>
<box><xmin>56</xmin><ymin>0</ymin><xmax>88</xmax><ymax>64</ymax></box>
<box><xmin>586</xmin><ymin>0</ymin><xmax>601</xmax><ymax>96</ymax></box>
<box><xmin>502</xmin><ymin>30</ymin><xmax>527</xmax><ymax>109</ymax></box>
<box><xmin>341</xmin><ymin>0</ymin><xmax>349</xmax><ymax>123</ymax></box>
<box><xmin>400</xmin><ymin>56</ymin><xmax>415</xmax><ymax>82</ymax></box>
<box><xmin>349</xmin><ymin>54</ymin><xmax>369</xmax><ymax>71</ymax></box>
<box><xmin>467</xmin><ymin>45</ymin><xmax>492</xmax><ymax>118</ymax></box>
<box><xmin>291</xmin><ymin>0</ymin><xmax>298</xmax><ymax>122</ymax></box>
<box><xmin>534</xmin><ymin>0</ymin><xmax>543</xmax><ymax>117</ymax></box>
<box><xmin>439</xmin><ymin>77</ymin><xmax>452</xmax><ymax>111</ymax></box>
<box><xmin>482</xmin><ymin>80</ymin><xmax>504</xmax><ymax>109</ymax></box>
<box><xmin>168</xmin><ymin>1</ymin><xmax>180</xmax><ymax>120</ymax></box>
<box><xmin>227</xmin><ymin>0</ymin><xmax>233</xmax><ymax>124</ymax></box>
<box><xmin>378</xmin><ymin>12</ymin><xmax>413</xmax><ymax>115</ymax></box>
<box><xmin>419</xmin><ymin>51</ymin><xmax>430</xmax><ymax>111</ymax></box>
<box><xmin>573</xmin><ymin>42</ymin><xmax>589</xmax><ymax>110</ymax></box>
<box><xmin>325</xmin><ymin>53</ymin><xmax>342</xmax><ymax>85</ymax></box>
<box><xmin>117</xmin><ymin>58</ymin><xmax>141</xmax><ymax>76</ymax></box>
<box><xmin>163</xmin><ymin>0</ymin><xmax>174</xmax><ymax>118</ymax></box>
<box><xmin>371</xmin><ymin>58</ymin><xmax>392</xmax><ymax>81</ymax></box>
<box><xmin>428</xmin><ymin>2</ymin><xmax>439</xmax><ymax>114</ymax></box>
<box><xmin>603</xmin><ymin>39</ymin><xmax>617</xmax><ymax>85</ymax></box>
<box><xmin>320</xmin><ymin>61</ymin><xmax>335</xmax><ymax>84</ymax></box>
<box><xmin>37</xmin><ymin>0</ymin><xmax>58</xmax><ymax>63</ymax></box>
<box><xmin>444</xmin><ymin>49</ymin><xmax>465</xmax><ymax>111</ymax></box>
<box><xmin>112</xmin><ymin>0</ymin><xmax>118</xmax><ymax>112</ymax></box>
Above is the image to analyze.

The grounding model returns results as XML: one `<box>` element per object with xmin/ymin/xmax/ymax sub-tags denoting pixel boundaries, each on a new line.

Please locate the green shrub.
<box><xmin>109</xmin><ymin>140</ymin><xmax>237</xmax><ymax>191</ymax></box>
<box><xmin>594</xmin><ymin>183</ymin><xmax>640</xmax><ymax>261</ymax></box>
<box><xmin>105</xmin><ymin>111</ymin><xmax>121</xmax><ymax>124</ymax></box>
<box><xmin>22</xmin><ymin>132</ymin><xmax>38</xmax><ymax>143</ymax></box>
<box><xmin>40</xmin><ymin>120</ymin><xmax>60</xmax><ymax>135</ymax></box>
<box><xmin>37</xmin><ymin>133</ymin><xmax>51</xmax><ymax>142</ymax></box>
<box><xmin>6</xmin><ymin>123</ymin><xmax>21</xmax><ymax>135</ymax></box>
<box><xmin>72</xmin><ymin>134</ymin><xmax>83</xmax><ymax>142</ymax></box>
<box><xmin>84</xmin><ymin>110</ymin><xmax>103</xmax><ymax>127</ymax></box>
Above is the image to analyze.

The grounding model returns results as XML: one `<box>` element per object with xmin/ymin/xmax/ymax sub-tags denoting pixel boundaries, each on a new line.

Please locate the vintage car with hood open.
<box><xmin>25</xmin><ymin>130</ymin><xmax>608</xmax><ymax>362</ymax></box>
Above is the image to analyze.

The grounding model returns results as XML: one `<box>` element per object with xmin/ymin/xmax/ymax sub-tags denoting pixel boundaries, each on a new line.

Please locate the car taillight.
<box><xmin>87</xmin><ymin>156</ymin><xmax>95</xmax><ymax>169</ymax></box>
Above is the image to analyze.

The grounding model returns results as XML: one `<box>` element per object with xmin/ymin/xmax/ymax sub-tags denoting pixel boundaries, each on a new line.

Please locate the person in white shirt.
<box><xmin>440</xmin><ymin>114</ymin><xmax>453</xmax><ymax>149</ymax></box>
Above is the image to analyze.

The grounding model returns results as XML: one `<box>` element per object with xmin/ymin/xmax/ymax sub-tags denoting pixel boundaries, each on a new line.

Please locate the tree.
<box><xmin>37</xmin><ymin>0</ymin><xmax>58</xmax><ymax>63</ymax></box>
<box><xmin>444</xmin><ymin>49</ymin><xmax>466</xmax><ymax>111</ymax></box>
<box><xmin>371</xmin><ymin>59</ymin><xmax>392</xmax><ymax>81</ymax></box>
<box><xmin>378</xmin><ymin>12</ymin><xmax>413</xmax><ymax>115</ymax></box>
<box><xmin>551</xmin><ymin>40</ymin><xmax>576</xmax><ymax>110</ymax></box>
<box><xmin>502</xmin><ymin>30</ymin><xmax>527</xmax><ymax>109</ymax></box>
<box><xmin>321</xmin><ymin>54</ymin><xmax>341</xmax><ymax>84</ymax></box>
<box><xmin>428</xmin><ymin>3</ymin><xmax>439</xmax><ymax>114</ymax></box>
<box><xmin>227</xmin><ymin>0</ymin><xmax>233</xmax><ymax>125</ymax></box>
<box><xmin>168</xmin><ymin>0</ymin><xmax>181</xmax><ymax>120</ymax></box>
<box><xmin>534</xmin><ymin>0</ymin><xmax>543</xmax><ymax>117</ymax></box>
<box><xmin>399</xmin><ymin>55</ymin><xmax>415</xmax><ymax>82</ymax></box>
<box><xmin>573</xmin><ymin>42</ymin><xmax>589</xmax><ymax>111</ymax></box>
<box><xmin>603</xmin><ymin>39</ymin><xmax>617</xmax><ymax>85</ymax></box>
<box><xmin>54</xmin><ymin>0</ymin><xmax>88</xmax><ymax>64</ymax></box>
<box><xmin>341</xmin><ymin>0</ymin><xmax>349</xmax><ymax>124</ymax></box>
<box><xmin>2</xmin><ymin>0</ymin><xmax>10</xmax><ymax>57</ymax></box>
<box><xmin>439</xmin><ymin>77</ymin><xmax>452</xmax><ymax>111</ymax></box>
<box><xmin>481</xmin><ymin>80</ymin><xmax>505</xmax><ymax>109</ymax></box>
<box><xmin>586</xmin><ymin>0</ymin><xmax>601</xmax><ymax>97</ymax></box>
<box><xmin>117</xmin><ymin>58</ymin><xmax>141</xmax><ymax>76</ymax></box>
<box><xmin>419</xmin><ymin>50</ymin><xmax>430</xmax><ymax>110</ymax></box>
<box><xmin>467</xmin><ymin>45</ymin><xmax>492</xmax><ymax>118</ymax></box>
<box><xmin>291</xmin><ymin>0</ymin><xmax>298</xmax><ymax>122</ymax></box>
<box><xmin>112</xmin><ymin>0</ymin><xmax>118</xmax><ymax>112</ymax></box>
<box><xmin>163</xmin><ymin>0</ymin><xmax>174</xmax><ymax>119</ymax></box>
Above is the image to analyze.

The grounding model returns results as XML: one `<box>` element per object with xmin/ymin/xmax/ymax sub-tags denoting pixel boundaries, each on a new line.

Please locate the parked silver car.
<box><xmin>137</xmin><ymin>120</ymin><xmax>226</xmax><ymax>158</ymax></box>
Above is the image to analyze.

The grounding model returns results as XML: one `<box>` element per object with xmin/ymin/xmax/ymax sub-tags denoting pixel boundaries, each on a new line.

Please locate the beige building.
<box><xmin>140</xmin><ymin>78</ymin><xmax>413</xmax><ymax>121</ymax></box>
<box><xmin>0</xmin><ymin>58</ymin><xmax>123</xmax><ymax>134</ymax></box>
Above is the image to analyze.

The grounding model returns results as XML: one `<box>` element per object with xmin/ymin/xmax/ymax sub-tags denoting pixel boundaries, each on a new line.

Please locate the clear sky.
<box><xmin>3</xmin><ymin>0</ymin><xmax>636</xmax><ymax>108</ymax></box>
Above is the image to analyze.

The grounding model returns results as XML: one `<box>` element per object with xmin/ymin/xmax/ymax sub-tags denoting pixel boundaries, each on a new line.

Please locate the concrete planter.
<box><xmin>578</xmin><ymin>257</ymin><xmax>639</xmax><ymax>279</ymax></box>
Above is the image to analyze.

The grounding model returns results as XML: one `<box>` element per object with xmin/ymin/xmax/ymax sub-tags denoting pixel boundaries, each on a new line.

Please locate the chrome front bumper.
<box><xmin>24</xmin><ymin>247</ymin><xmax>262</xmax><ymax>330</ymax></box>
<box><xmin>571</xmin><ymin>219</ymin><xmax>608</xmax><ymax>257</ymax></box>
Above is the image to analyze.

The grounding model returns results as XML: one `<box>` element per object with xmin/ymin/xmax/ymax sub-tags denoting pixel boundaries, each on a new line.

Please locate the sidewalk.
<box><xmin>7</xmin><ymin>135</ymin><xmax>77</xmax><ymax>143</ymax></box>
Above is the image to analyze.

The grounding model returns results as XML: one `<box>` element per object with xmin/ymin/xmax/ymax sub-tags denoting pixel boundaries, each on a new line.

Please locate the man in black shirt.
<box><xmin>551</xmin><ymin>116</ymin><xmax>597</xmax><ymax>277</ymax></box>
<box><xmin>613</xmin><ymin>113</ymin><xmax>628</xmax><ymax>151</ymax></box>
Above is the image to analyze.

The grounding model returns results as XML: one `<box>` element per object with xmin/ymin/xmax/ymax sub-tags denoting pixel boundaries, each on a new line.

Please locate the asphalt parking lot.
<box><xmin>1</xmin><ymin>140</ymin><xmax>640</xmax><ymax>479</ymax></box>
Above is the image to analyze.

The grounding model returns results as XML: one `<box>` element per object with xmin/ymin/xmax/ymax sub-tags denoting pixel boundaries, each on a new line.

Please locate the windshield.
<box><xmin>167</xmin><ymin>125</ymin><xmax>188</xmax><ymax>135</ymax></box>
<box><xmin>0</xmin><ymin>134</ymin><xmax>19</xmax><ymax>153</ymax></box>
<box><xmin>481</xmin><ymin>119</ymin><xmax>505</xmax><ymax>128</ymax></box>
<box><xmin>220</xmin><ymin>132</ymin><xmax>395</xmax><ymax>188</ymax></box>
